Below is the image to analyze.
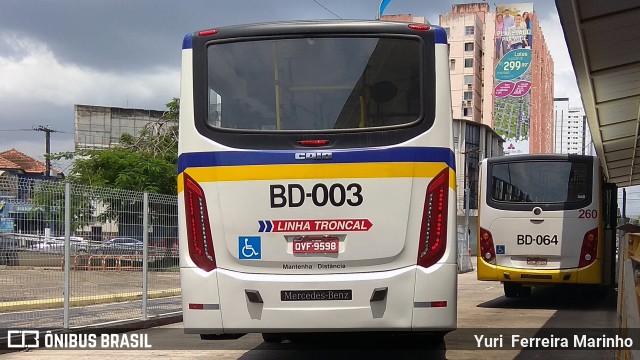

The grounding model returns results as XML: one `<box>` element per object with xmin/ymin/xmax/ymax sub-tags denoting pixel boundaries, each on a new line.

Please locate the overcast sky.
<box><xmin>0</xmin><ymin>1</ymin><xmax>577</xmax><ymax>170</ymax></box>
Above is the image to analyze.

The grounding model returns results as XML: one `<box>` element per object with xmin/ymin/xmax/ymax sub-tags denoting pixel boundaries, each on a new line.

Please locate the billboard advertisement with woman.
<box><xmin>493</xmin><ymin>3</ymin><xmax>534</xmax><ymax>155</ymax></box>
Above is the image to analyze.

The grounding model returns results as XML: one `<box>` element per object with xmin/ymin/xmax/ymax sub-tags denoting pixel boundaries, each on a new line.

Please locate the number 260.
<box><xmin>578</xmin><ymin>209</ymin><xmax>597</xmax><ymax>219</ymax></box>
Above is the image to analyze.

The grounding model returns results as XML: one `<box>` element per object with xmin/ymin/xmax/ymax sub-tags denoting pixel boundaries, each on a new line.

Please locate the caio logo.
<box><xmin>294</xmin><ymin>152</ymin><xmax>332</xmax><ymax>160</ymax></box>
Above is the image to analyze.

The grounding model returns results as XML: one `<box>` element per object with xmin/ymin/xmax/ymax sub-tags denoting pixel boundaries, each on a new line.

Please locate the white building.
<box><xmin>553</xmin><ymin>98</ymin><xmax>595</xmax><ymax>155</ymax></box>
<box><xmin>453</xmin><ymin>118</ymin><xmax>504</xmax><ymax>256</ymax></box>
<box><xmin>440</xmin><ymin>3</ymin><xmax>555</xmax><ymax>155</ymax></box>
<box><xmin>439</xmin><ymin>3</ymin><xmax>495</xmax><ymax>127</ymax></box>
<box><xmin>74</xmin><ymin>105</ymin><xmax>166</xmax><ymax>150</ymax></box>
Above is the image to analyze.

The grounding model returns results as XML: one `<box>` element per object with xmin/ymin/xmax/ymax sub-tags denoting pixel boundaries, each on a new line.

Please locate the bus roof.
<box><xmin>486</xmin><ymin>153</ymin><xmax>598</xmax><ymax>163</ymax></box>
<box><xmin>182</xmin><ymin>19</ymin><xmax>447</xmax><ymax>50</ymax></box>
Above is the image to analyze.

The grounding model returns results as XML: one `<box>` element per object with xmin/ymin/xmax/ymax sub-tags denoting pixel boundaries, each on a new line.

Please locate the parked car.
<box><xmin>170</xmin><ymin>241</ymin><xmax>179</xmax><ymax>256</ymax></box>
<box><xmin>0</xmin><ymin>233</ymin><xmax>21</xmax><ymax>266</ymax></box>
<box><xmin>30</xmin><ymin>236</ymin><xmax>88</xmax><ymax>253</ymax></box>
<box><xmin>7</xmin><ymin>233</ymin><xmax>44</xmax><ymax>249</ymax></box>
<box><xmin>149</xmin><ymin>238</ymin><xmax>178</xmax><ymax>256</ymax></box>
<box><xmin>98</xmin><ymin>238</ymin><xmax>144</xmax><ymax>255</ymax></box>
<box><xmin>0</xmin><ymin>233</ymin><xmax>21</xmax><ymax>250</ymax></box>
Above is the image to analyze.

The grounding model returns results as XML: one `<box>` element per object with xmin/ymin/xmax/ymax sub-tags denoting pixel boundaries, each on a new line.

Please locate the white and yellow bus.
<box><xmin>477</xmin><ymin>154</ymin><xmax>617</xmax><ymax>297</ymax></box>
<box><xmin>178</xmin><ymin>20</ymin><xmax>457</xmax><ymax>341</ymax></box>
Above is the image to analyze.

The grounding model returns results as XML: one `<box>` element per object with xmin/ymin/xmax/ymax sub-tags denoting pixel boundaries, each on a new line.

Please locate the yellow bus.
<box><xmin>477</xmin><ymin>154</ymin><xmax>617</xmax><ymax>297</ymax></box>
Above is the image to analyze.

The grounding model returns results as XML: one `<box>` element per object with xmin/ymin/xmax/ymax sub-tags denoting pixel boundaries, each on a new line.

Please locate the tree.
<box><xmin>50</xmin><ymin>98</ymin><xmax>180</xmax><ymax>240</ymax></box>
<box><xmin>58</xmin><ymin>97</ymin><xmax>179</xmax><ymax>194</ymax></box>
<box><xmin>67</xmin><ymin>147</ymin><xmax>177</xmax><ymax>194</ymax></box>
<box><xmin>29</xmin><ymin>181</ymin><xmax>95</xmax><ymax>236</ymax></box>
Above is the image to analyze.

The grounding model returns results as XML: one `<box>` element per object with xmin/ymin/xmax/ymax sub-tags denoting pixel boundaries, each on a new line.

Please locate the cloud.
<box><xmin>0</xmin><ymin>33</ymin><xmax>179</xmax><ymax>110</ymax></box>
<box><xmin>538</xmin><ymin>10</ymin><xmax>583</xmax><ymax>108</ymax></box>
<box><xmin>0</xmin><ymin>33</ymin><xmax>179</xmax><ymax>170</ymax></box>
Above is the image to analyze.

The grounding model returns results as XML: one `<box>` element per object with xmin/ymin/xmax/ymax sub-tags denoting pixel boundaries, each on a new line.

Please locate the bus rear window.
<box><xmin>206</xmin><ymin>37</ymin><xmax>421</xmax><ymax>131</ymax></box>
<box><xmin>490</xmin><ymin>161</ymin><xmax>590</xmax><ymax>204</ymax></box>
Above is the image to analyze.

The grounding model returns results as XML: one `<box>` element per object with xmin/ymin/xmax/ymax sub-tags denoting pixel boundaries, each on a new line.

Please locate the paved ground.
<box><xmin>0</xmin><ymin>258</ymin><xmax>621</xmax><ymax>359</ymax></box>
<box><xmin>0</xmin><ymin>268</ymin><xmax>179</xmax><ymax>301</ymax></box>
<box><xmin>0</xmin><ymin>266</ymin><xmax>180</xmax><ymax>329</ymax></box>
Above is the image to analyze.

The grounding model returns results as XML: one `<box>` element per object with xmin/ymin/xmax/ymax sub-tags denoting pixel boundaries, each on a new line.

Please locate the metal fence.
<box><xmin>0</xmin><ymin>177</ymin><xmax>180</xmax><ymax>329</ymax></box>
<box><xmin>457</xmin><ymin>225</ymin><xmax>474</xmax><ymax>273</ymax></box>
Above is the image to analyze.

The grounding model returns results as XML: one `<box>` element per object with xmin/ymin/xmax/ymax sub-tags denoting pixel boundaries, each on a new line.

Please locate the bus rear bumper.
<box><xmin>181</xmin><ymin>264</ymin><xmax>457</xmax><ymax>334</ymax></box>
<box><xmin>477</xmin><ymin>258</ymin><xmax>602</xmax><ymax>285</ymax></box>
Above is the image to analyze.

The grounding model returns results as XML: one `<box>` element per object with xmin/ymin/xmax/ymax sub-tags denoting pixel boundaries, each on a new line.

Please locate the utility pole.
<box><xmin>33</xmin><ymin>125</ymin><xmax>58</xmax><ymax>180</ymax></box>
<box><xmin>462</xmin><ymin>147</ymin><xmax>479</xmax><ymax>272</ymax></box>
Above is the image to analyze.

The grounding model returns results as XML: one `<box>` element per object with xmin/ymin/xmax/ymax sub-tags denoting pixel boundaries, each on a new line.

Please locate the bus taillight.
<box><xmin>579</xmin><ymin>228</ymin><xmax>598</xmax><ymax>268</ymax></box>
<box><xmin>417</xmin><ymin>168</ymin><xmax>449</xmax><ymax>268</ymax></box>
<box><xmin>197</xmin><ymin>29</ymin><xmax>218</xmax><ymax>36</ymax></box>
<box><xmin>297</xmin><ymin>139</ymin><xmax>330</xmax><ymax>147</ymax></box>
<box><xmin>408</xmin><ymin>24</ymin><xmax>431</xmax><ymax>31</ymax></box>
<box><xmin>184</xmin><ymin>173</ymin><xmax>217</xmax><ymax>272</ymax></box>
<box><xmin>479</xmin><ymin>227</ymin><xmax>496</xmax><ymax>265</ymax></box>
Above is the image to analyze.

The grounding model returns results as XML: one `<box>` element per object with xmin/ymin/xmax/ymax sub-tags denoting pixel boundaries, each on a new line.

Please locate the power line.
<box><xmin>312</xmin><ymin>0</ymin><xmax>342</xmax><ymax>19</ymax></box>
<box><xmin>0</xmin><ymin>128</ymin><xmax>68</xmax><ymax>133</ymax></box>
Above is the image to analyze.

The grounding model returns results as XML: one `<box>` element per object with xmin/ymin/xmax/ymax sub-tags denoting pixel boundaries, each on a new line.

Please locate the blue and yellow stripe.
<box><xmin>177</xmin><ymin>147</ymin><xmax>456</xmax><ymax>193</ymax></box>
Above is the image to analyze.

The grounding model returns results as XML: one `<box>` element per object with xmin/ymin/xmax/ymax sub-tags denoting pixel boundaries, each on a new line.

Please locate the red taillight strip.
<box><xmin>188</xmin><ymin>303</ymin><xmax>220</xmax><ymax>310</ymax></box>
<box><xmin>417</xmin><ymin>167</ymin><xmax>449</xmax><ymax>268</ymax></box>
<box><xmin>197</xmin><ymin>29</ymin><xmax>218</xmax><ymax>36</ymax></box>
<box><xmin>414</xmin><ymin>301</ymin><xmax>448</xmax><ymax>308</ymax></box>
<box><xmin>479</xmin><ymin>227</ymin><xmax>496</xmax><ymax>265</ymax></box>
<box><xmin>184</xmin><ymin>173</ymin><xmax>216</xmax><ymax>272</ymax></box>
<box><xmin>297</xmin><ymin>139</ymin><xmax>330</xmax><ymax>147</ymax></box>
<box><xmin>579</xmin><ymin>227</ymin><xmax>599</xmax><ymax>268</ymax></box>
<box><xmin>408</xmin><ymin>24</ymin><xmax>431</xmax><ymax>31</ymax></box>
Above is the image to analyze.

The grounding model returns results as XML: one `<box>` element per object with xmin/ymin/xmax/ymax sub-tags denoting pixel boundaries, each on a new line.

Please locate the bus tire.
<box><xmin>518</xmin><ymin>285</ymin><xmax>532</xmax><ymax>297</ymax></box>
<box><xmin>261</xmin><ymin>333</ymin><xmax>283</xmax><ymax>343</ymax></box>
<box><xmin>583</xmin><ymin>285</ymin><xmax>609</xmax><ymax>299</ymax></box>
<box><xmin>424</xmin><ymin>331</ymin><xmax>447</xmax><ymax>346</ymax></box>
<box><xmin>503</xmin><ymin>282</ymin><xmax>520</xmax><ymax>298</ymax></box>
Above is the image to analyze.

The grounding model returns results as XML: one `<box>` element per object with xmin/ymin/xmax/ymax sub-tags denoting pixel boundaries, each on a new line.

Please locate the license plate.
<box><xmin>292</xmin><ymin>236</ymin><xmax>338</xmax><ymax>254</ymax></box>
<box><xmin>281</xmin><ymin>290</ymin><xmax>352</xmax><ymax>301</ymax></box>
<box><xmin>527</xmin><ymin>257</ymin><xmax>547</xmax><ymax>265</ymax></box>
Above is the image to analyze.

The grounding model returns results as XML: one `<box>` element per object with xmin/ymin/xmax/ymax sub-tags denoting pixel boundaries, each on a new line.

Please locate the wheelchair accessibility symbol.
<box><xmin>239</xmin><ymin>236</ymin><xmax>261</xmax><ymax>260</ymax></box>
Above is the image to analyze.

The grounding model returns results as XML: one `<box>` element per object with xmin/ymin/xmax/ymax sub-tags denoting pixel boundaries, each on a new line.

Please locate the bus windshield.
<box><xmin>490</xmin><ymin>160</ymin><xmax>590</xmax><ymax>203</ymax></box>
<box><xmin>206</xmin><ymin>37</ymin><xmax>422</xmax><ymax>131</ymax></box>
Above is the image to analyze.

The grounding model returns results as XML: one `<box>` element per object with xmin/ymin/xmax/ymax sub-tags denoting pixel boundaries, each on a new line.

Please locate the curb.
<box><xmin>0</xmin><ymin>288</ymin><xmax>181</xmax><ymax>313</ymax></box>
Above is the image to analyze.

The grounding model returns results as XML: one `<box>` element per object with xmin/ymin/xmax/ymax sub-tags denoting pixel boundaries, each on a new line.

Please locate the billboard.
<box><xmin>493</xmin><ymin>3</ymin><xmax>534</xmax><ymax>155</ymax></box>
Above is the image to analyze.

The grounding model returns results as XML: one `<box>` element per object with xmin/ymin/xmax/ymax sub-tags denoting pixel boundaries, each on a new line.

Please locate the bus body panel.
<box><xmin>490</xmin><ymin>215</ymin><xmax>596</xmax><ymax>268</ymax></box>
<box><xmin>412</xmin><ymin>262</ymin><xmax>457</xmax><ymax>330</ymax></box>
<box><xmin>179</xmin><ymin>21</ymin><xmax>456</xmax><ymax>334</ymax></box>
<box><xmin>179</xmin><ymin>159</ymin><xmax>454</xmax><ymax>274</ymax></box>
<box><xmin>181</xmin><ymin>268</ymin><xmax>223</xmax><ymax>331</ymax></box>
<box><xmin>477</xmin><ymin>259</ymin><xmax>603</xmax><ymax>284</ymax></box>
<box><xmin>181</xmin><ymin>264</ymin><xmax>456</xmax><ymax>332</ymax></box>
<box><xmin>180</xmin><ymin>182</ymin><xmax>458</xmax><ymax>333</ymax></box>
<box><xmin>477</xmin><ymin>154</ymin><xmax>604</xmax><ymax>286</ymax></box>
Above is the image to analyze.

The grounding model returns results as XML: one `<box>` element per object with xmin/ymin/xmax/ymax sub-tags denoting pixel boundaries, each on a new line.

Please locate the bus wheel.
<box><xmin>261</xmin><ymin>333</ymin><xmax>283</xmax><ymax>343</ymax></box>
<box><xmin>504</xmin><ymin>282</ymin><xmax>521</xmax><ymax>298</ymax></box>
